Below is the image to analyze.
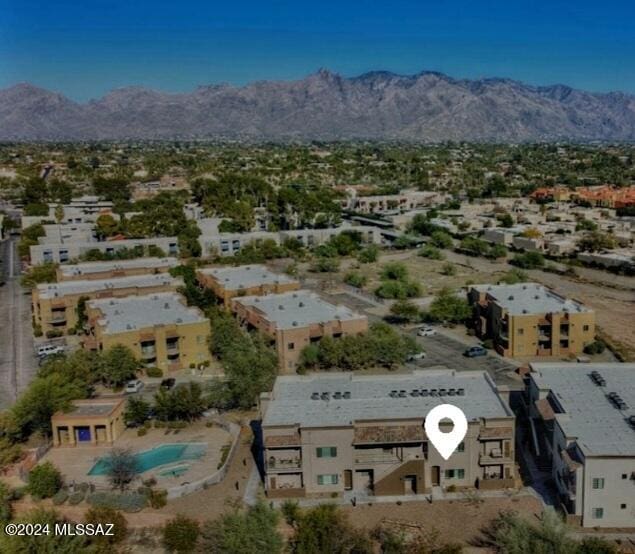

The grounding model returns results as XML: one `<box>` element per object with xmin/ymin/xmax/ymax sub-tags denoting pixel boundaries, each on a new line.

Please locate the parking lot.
<box><xmin>408</xmin><ymin>330</ymin><xmax>519</xmax><ymax>386</ymax></box>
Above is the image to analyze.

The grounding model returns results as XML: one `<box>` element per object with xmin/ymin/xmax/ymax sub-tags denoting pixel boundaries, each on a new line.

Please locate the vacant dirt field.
<box><xmin>342</xmin><ymin>494</ymin><xmax>544</xmax><ymax>548</ymax></box>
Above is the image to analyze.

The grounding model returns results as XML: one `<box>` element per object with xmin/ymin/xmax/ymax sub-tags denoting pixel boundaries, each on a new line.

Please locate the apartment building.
<box><xmin>468</xmin><ymin>283</ymin><xmax>595</xmax><ymax>358</ymax></box>
<box><xmin>232</xmin><ymin>290</ymin><xmax>368</xmax><ymax>373</ymax></box>
<box><xmin>83</xmin><ymin>292</ymin><xmax>211</xmax><ymax>372</ymax></box>
<box><xmin>260</xmin><ymin>370</ymin><xmax>516</xmax><ymax>498</ymax></box>
<box><xmin>57</xmin><ymin>257</ymin><xmax>179</xmax><ymax>281</ymax></box>
<box><xmin>342</xmin><ymin>190</ymin><xmax>440</xmax><ymax>214</ymax></box>
<box><xmin>21</xmin><ymin>195</ymin><xmax>116</xmax><ymax>228</ymax></box>
<box><xmin>30</xmin><ymin>236</ymin><xmax>179</xmax><ymax>264</ymax></box>
<box><xmin>33</xmin><ymin>273</ymin><xmax>183</xmax><ymax>335</ymax></box>
<box><xmin>198</xmin><ymin>224</ymin><xmax>381</xmax><ymax>258</ymax></box>
<box><xmin>526</xmin><ymin>363</ymin><xmax>635</xmax><ymax>528</ymax></box>
<box><xmin>196</xmin><ymin>265</ymin><xmax>300</xmax><ymax>307</ymax></box>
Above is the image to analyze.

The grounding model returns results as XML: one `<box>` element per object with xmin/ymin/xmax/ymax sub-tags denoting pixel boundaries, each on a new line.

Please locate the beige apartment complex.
<box><xmin>468</xmin><ymin>283</ymin><xmax>595</xmax><ymax>358</ymax></box>
<box><xmin>232</xmin><ymin>290</ymin><xmax>368</xmax><ymax>373</ymax></box>
<box><xmin>260</xmin><ymin>370</ymin><xmax>517</xmax><ymax>498</ymax></box>
<box><xmin>83</xmin><ymin>292</ymin><xmax>211</xmax><ymax>372</ymax></box>
<box><xmin>197</xmin><ymin>265</ymin><xmax>300</xmax><ymax>307</ymax></box>
<box><xmin>33</xmin><ymin>273</ymin><xmax>183</xmax><ymax>335</ymax></box>
<box><xmin>56</xmin><ymin>257</ymin><xmax>179</xmax><ymax>281</ymax></box>
<box><xmin>526</xmin><ymin>363</ymin><xmax>635</xmax><ymax>528</ymax></box>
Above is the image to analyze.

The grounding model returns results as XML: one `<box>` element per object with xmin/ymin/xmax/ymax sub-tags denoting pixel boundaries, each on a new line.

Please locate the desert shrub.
<box><xmin>344</xmin><ymin>271</ymin><xmax>367</xmax><ymax>288</ymax></box>
<box><xmin>584</xmin><ymin>340</ymin><xmax>606</xmax><ymax>355</ymax></box>
<box><xmin>281</xmin><ymin>499</ymin><xmax>301</xmax><ymax>525</ymax></box>
<box><xmin>146</xmin><ymin>366</ymin><xmax>163</xmax><ymax>378</ymax></box>
<box><xmin>441</xmin><ymin>262</ymin><xmax>456</xmax><ymax>276</ymax></box>
<box><xmin>52</xmin><ymin>490</ymin><xmax>68</xmax><ymax>505</ymax></box>
<box><xmin>85</xmin><ymin>506</ymin><xmax>128</xmax><ymax>545</ymax></box>
<box><xmin>68</xmin><ymin>491</ymin><xmax>85</xmax><ymax>505</ymax></box>
<box><xmin>0</xmin><ymin>483</ymin><xmax>12</xmax><ymax>523</ymax></box>
<box><xmin>27</xmin><ymin>461</ymin><xmax>63</xmax><ymax>499</ymax></box>
<box><xmin>137</xmin><ymin>427</ymin><xmax>148</xmax><ymax>437</ymax></box>
<box><xmin>148</xmin><ymin>488</ymin><xmax>168</xmax><ymax>509</ymax></box>
<box><xmin>163</xmin><ymin>514</ymin><xmax>200</xmax><ymax>553</ymax></box>
<box><xmin>418</xmin><ymin>245</ymin><xmax>445</xmax><ymax>260</ymax></box>
<box><xmin>88</xmin><ymin>491</ymin><xmax>147</xmax><ymax>513</ymax></box>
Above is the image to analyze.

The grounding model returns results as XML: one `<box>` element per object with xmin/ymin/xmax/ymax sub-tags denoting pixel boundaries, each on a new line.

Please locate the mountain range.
<box><xmin>1</xmin><ymin>69</ymin><xmax>635</xmax><ymax>142</ymax></box>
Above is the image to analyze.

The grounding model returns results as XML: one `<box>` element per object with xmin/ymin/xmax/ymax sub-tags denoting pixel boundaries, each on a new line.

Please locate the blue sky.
<box><xmin>1</xmin><ymin>0</ymin><xmax>634</xmax><ymax>101</ymax></box>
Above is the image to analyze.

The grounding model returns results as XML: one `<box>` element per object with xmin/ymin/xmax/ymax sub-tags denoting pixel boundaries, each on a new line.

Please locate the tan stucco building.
<box><xmin>57</xmin><ymin>257</ymin><xmax>179</xmax><ymax>281</ymax></box>
<box><xmin>232</xmin><ymin>290</ymin><xmax>368</xmax><ymax>373</ymax></box>
<box><xmin>196</xmin><ymin>265</ymin><xmax>300</xmax><ymax>308</ymax></box>
<box><xmin>260</xmin><ymin>370</ymin><xmax>517</xmax><ymax>498</ymax></box>
<box><xmin>52</xmin><ymin>397</ymin><xmax>126</xmax><ymax>447</ymax></box>
<box><xmin>468</xmin><ymin>283</ymin><xmax>595</xmax><ymax>358</ymax></box>
<box><xmin>32</xmin><ymin>273</ymin><xmax>183</xmax><ymax>335</ymax></box>
<box><xmin>526</xmin><ymin>363</ymin><xmax>635</xmax><ymax>528</ymax></box>
<box><xmin>83</xmin><ymin>292</ymin><xmax>211</xmax><ymax>372</ymax></box>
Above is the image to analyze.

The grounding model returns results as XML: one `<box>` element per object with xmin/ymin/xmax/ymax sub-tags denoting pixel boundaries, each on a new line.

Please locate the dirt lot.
<box><xmin>342</xmin><ymin>495</ymin><xmax>544</xmax><ymax>548</ymax></box>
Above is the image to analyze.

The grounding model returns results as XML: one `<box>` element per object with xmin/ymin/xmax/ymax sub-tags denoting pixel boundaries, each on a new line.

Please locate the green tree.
<box><xmin>98</xmin><ymin>345</ymin><xmax>138</xmax><ymax>388</ymax></box>
<box><xmin>163</xmin><ymin>514</ymin><xmax>200</xmax><ymax>554</ymax></box>
<box><xmin>430</xmin><ymin>231</ymin><xmax>453</xmax><ymax>249</ymax></box>
<box><xmin>389</xmin><ymin>299</ymin><xmax>421</xmax><ymax>323</ymax></box>
<box><xmin>124</xmin><ymin>397</ymin><xmax>151</xmax><ymax>427</ymax></box>
<box><xmin>197</xmin><ymin>501</ymin><xmax>284</xmax><ymax>554</ymax></box>
<box><xmin>290</xmin><ymin>503</ymin><xmax>372</xmax><ymax>554</ymax></box>
<box><xmin>154</xmin><ymin>382</ymin><xmax>207</xmax><ymax>422</ymax></box>
<box><xmin>54</xmin><ymin>204</ymin><xmax>65</xmax><ymax>224</ymax></box>
<box><xmin>418</xmin><ymin>245</ymin><xmax>445</xmax><ymax>260</ymax></box>
<box><xmin>20</xmin><ymin>262</ymin><xmax>58</xmax><ymax>288</ymax></box>
<box><xmin>500</xmin><ymin>269</ymin><xmax>528</xmax><ymax>284</ymax></box>
<box><xmin>511</xmin><ymin>251</ymin><xmax>545</xmax><ymax>269</ymax></box>
<box><xmin>381</xmin><ymin>262</ymin><xmax>408</xmax><ymax>281</ymax></box>
<box><xmin>497</xmin><ymin>212</ymin><xmax>514</xmax><ymax>228</ymax></box>
<box><xmin>0</xmin><ymin>482</ymin><xmax>12</xmax><ymax>523</ymax></box>
<box><xmin>84</xmin><ymin>506</ymin><xmax>128</xmax><ymax>546</ymax></box>
<box><xmin>28</xmin><ymin>461</ymin><xmax>63</xmax><ymax>499</ymax></box>
<box><xmin>344</xmin><ymin>271</ymin><xmax>367</xmax><ymax>288</ymax></box>
<box><xmin>357</xmin><ymin>245</ymin><xmax>379</xmax><ymax>263</ymax></box>
<box><xmin>427</xmin><ymin>288</ymin><xmax>471</xmax><ymax>324</ymax></box>
<box><xmin>577</xmin><ymin>230</ymin><xmax>617</xmax><ymax>252</ymax></box>
<box><xmin>95</xmin><ymin>213</ymin><xmax>118</xmax><ymax>237</ymax></box>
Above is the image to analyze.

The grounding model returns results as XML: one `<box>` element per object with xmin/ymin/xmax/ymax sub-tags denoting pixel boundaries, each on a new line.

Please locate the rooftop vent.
<box><xmin>333</xmin><ymin>391</ymin><xmax>342</xmax><ymax>399</ymax></box>
<box><xmin>164</xmin><ymin>302</ymin><xmax>170</xmax><ymax>309</ymax></box>
<box><xmin>508</xmin><ymin>295</ymin><xmax>514</xmax><ymax>300</ymax></box>
<box><xmin>278</xmin><ymin>305</ymin><xmax>284</xmax><ymax>310</ymax></box>
<box><xmin>311</xmin><ymin>392</ymin><xmax>320</xmax><ymax>400</ymax></box>
<box><xmin>292</xmin><ymin>321</ymin><xmax>298</xmax><ymax>327</ymax></box>
<box><xmin>411</xmin><ymin>390</ymin><xmax>420</xmax><ymax>397</ymax></box>
<box><xmin>342</xmin><ymin>391</ymin><xmax>351</xmax><ymax>399</ymax></box>
<box><xmin>390</xmin><ymin>390</ymin><xmax>398</xmax><ymax>398</ymax></box>
<box><xmin>398</xmin><ymin>390</ymin><xmax>407</xmax><ymax>398</ymax></box>
<box><xmin>457</xmin><ymin>388</ymin><xmax>465</xmax><ymax>396</ymax></box>
<box><xmin>299</xmin><ymin>302</ymin><xmax>305</xmax><ymax>308</ymax></box>
<box><xmin>628</xmin><ymin>415</ymin><xmax>635</xmax><ymax>429</ymax></box>
<box><xmin>420</xmin><ymin>389</ymin><xmax>429</xmax><ymax>397</ymax></box>
<box><xmin>590</xmin><ymin>371</ymin><xmax>606</xmax><ymax>387</ymax></box>
<box><xmin>448</xmin><ymin>388</ymin><xmax>456</xmax><ymax>396</ymax></box>
<box><xmin>321</xmin><ymin>392</ymin><xmax>330</xmax><ymax>401</ymax></box>
<box><xmin>430</xmin><ymin>389</ymin><xmax>438</xmax><ymax>397</ymax></box>
<box><xmin>439</xmin><ymin>388</ymin><xmax>447</xmax><ymax>397</ymax></box>
<box><xmin>522</xmin><ymin>309</ymin><xmax>528</xmax><ymax>314</ymax></box>
<box><xmin>522</xmin><ymin>285</ymin><xmax>527</xmax><ymax>290</ymax></box>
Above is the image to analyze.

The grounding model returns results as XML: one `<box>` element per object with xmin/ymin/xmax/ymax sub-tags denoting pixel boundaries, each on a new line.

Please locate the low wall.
<box><xmin>166</xmin><ymin>417</ymin><xmax>242</xmax><ymax>500</ymax></box>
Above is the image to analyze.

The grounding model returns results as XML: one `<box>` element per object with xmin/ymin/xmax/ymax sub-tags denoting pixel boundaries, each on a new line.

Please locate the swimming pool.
<box><xmin>88</xmin><ymin>443</ymin><xmax>206</xmax><ymax>476</ymax></box>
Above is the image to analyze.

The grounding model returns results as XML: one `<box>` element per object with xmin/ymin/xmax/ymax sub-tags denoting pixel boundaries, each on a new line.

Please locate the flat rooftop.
<box><xmin>263</xmin><ymin>370</ymin><xmax>512</xmax><ymax>428</ymax></box>
<box><xmin>235</xmin><ymin>290</ymin><xmax>365</xmax><ymax>330</ymax></box>
<box><xmin>53</xmin><ymin>398</ymin><xmax>123</xmax><ymax>419</ymax></box>
<box><xmin>59</xmin><ymin>257</ymin><xmax>179</xmax><ymax>278</ymax></box>
<box><xmin>530</xmin><ymin>363</ymin><xmax>635</xmax><ymax>457</ymax></box>
<box><xmin>88</xmin><ymin>292</ymin><xmax>207</xmax><ymax>334</ymax></box>
<box><xmin>198</xmin><ymin>264</ymin><xmax>297</xmax><ymax>290</ymax></box>
<box><xmin>36</xmin><ymin>274</ymin><xmax>182</xmax><ymax>300</ymax></box>
<box><xmin>473</xmin><ymin>282</ymin><xmax>589</xmax><ymax>315</ymax></box>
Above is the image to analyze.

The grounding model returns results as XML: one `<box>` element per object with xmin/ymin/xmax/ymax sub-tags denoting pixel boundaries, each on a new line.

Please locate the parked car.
<box><xmin>37</xmin><ymin>344</ymin><xmax>65</xmax><ymax>358</ymax></box>
<box><xmin>160</xmin><ymin>378</ymin><xmax>176</xmax><ymax>390</ymax></box>
<box><xmin>464</xmin><ymin>346</ymin><xmax>487</xmax><ymax>358</ymax></box>
<box><xmin>125</xmin><ymin>379</ymin><xmax>144</xmax><ymax>394</ymax></box>
<box><xmin>417</xmin><ymin>326</ymin><xmax>436</xmax><ymax>337</ymax></box>
<box><xmin>407</xmin><ymin>351</ymin><xmax>426</xmax><ymax>362</ymax></box>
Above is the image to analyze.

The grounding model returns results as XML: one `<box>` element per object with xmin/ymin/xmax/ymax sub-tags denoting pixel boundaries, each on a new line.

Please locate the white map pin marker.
<box><xmin>425</xmin><ymin>404</ymin><xmax>468</xmax><ymax>460</ymax></box>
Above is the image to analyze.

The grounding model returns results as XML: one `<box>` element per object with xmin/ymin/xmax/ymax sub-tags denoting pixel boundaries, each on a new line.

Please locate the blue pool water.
<box><xmin>88</xmin><ymin>443</ymin><xmax>206</xmax><ymax>476</ymax></box>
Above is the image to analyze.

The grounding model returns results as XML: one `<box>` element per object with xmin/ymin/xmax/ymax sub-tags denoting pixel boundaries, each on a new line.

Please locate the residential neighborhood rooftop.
<box><xmin>36</xmin><ymin>273</ymin><xmax>183</xmax><ymax>299</ymax></box>
<box><xmin>235</xmin><ymin>290</ymin><xmax>365</xmax><ymax>329</ymax></box>
<box><xmin>473</xmin><ymin>282</ymin><xmax>589</xmax><ymax>315</ymax></box>
<box><xmin>529</xmin><ymin>363</ymin><xmax>635</xmax><ymax>457</ymax></box>
<box><xmin>263</xmin><ymin>370</ymin><xmax>512</xmax><ymax>428</ymax></box>
<box><xmin>58</xmin><ymin>257</ymin><xmax>179</xmax><ymax>278</ymax></box>
<box><xmin>88</xmin><ymin>292</ymin><xmax>206</xmax><ymax>333</ymax></box>
<box><xmin>198</xmin><ymin>264</ymin><xmax>297</xmax><ymax>289</ymax></box>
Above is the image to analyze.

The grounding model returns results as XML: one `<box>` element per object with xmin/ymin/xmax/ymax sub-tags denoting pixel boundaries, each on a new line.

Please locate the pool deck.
<box><xmin>42</xmin><ymin>422</ymin><xmax>232</xmax><ymax>489</ymax></box>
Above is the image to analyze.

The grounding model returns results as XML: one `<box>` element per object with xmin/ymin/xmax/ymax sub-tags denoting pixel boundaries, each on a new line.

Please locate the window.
<box><xmin>621</xmin><ymin>504</ymin><xmax>627</xmax><ymax>510</ymax></box>
<box><xmin>457</xmin><ymin>469</ymin><xmax>465</xmax><ymax>479</ymax></box>
<box><xmin>457</xmin><ymin>442</ymin><xmax>465</xmax><ymax>453</ymax></box>
<box><xmin>517</xmin><ymin>328</ymin><xmax>524</xmax><ymax>336</ymax></box>
<box><xmin>592</xmin><ymin>508</ymin><xmax>604</xmax><ymax>519</ymax></box>
<box><xmin>583</xmin><ymin>325</ymin><xmax>590</xmax><ymax>332</ymax></box>
<box><xmin>287</xmin><ymin>342</ymin><xmax>295</xmax><ymax>350</ymax></box>
<box><xmin>317</xmin><ymin>474</ymin><xmax>338</xmax><ymax>485</ymax></box>
<box><xmin>592</xmin><ymin>478</ymin><xmax>605</xmax><ymax>489</ymax></box>
<box><xmin>622</xmin><ymin>474</ymin><xmax>628</xmax><ymax>480</ymax></box>
<box><xmin>316</xmin><ymin>447</ymin><xmax>337</xmax><ymax>458</ymax></box>
<box><xmin>444</xmin><ymin>469</ymin><xmax>465</xmax><ymax>479</ymax></box>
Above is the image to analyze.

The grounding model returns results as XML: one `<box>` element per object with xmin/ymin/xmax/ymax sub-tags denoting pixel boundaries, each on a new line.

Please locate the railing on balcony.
<box><xmin>480</xmin><ymin>449</ymin><xmax>511</xmax><ymax>464</ymax></box>
<box><xmin>141</xmin><ymin>348</ymin><xmax>157</xmax><ymax>359</ymax></box>
<box><xmin>354</xmin><ymin>452</ymin><xmax>402</xmax><ymax>465</ymax></box>
<box><xmin>266</xmin><ymin>458</ymin><xmax>302</xmax><ymax>471</ymax></box>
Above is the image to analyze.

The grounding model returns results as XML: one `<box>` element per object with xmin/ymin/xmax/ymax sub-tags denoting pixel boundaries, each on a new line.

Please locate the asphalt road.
<box><xmin>0</xmin><ymin>237</ymin><xmax>38</xmax><ymax>409</ymax></box>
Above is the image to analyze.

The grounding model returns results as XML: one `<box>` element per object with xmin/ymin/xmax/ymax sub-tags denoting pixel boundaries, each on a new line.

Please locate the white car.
<box><xmin>125</xmin><ymin>379</ymin><xmax>144</xmax><ymax>394</ymax></box>
<box><xmin>417</xmin><ymin>326</ymin><xmax>436</xmax><ymax>337</ymax></box>
<box><xmin>407</xmin><ymin>351</ymin><xmax>426</xmax><ymax>362</ymax></box>
<box><xmin>37</xmin><ymin>344</ymin><xmax>65</xmax><ymax>357</ymax></box>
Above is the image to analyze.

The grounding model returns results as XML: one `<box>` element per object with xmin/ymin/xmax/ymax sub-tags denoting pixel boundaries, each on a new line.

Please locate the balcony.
<box><xmin>141</xmin><ymin>348</ymin><xmax>157</xmax><ymax>360</ymax></box>
<box><xmin>479</xmin><ymin>450</ymin><xmax>512</xmax><ymax>465</ymax></box>
<box><xmin>354</xmin><ymin>452</ymin><xmax>402</xmax><ymax>465</ymax></box>
<box><xmin>266</xmin><ymin>457</ymin><xmax>302</xmax><ymax>471</ymax></box>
